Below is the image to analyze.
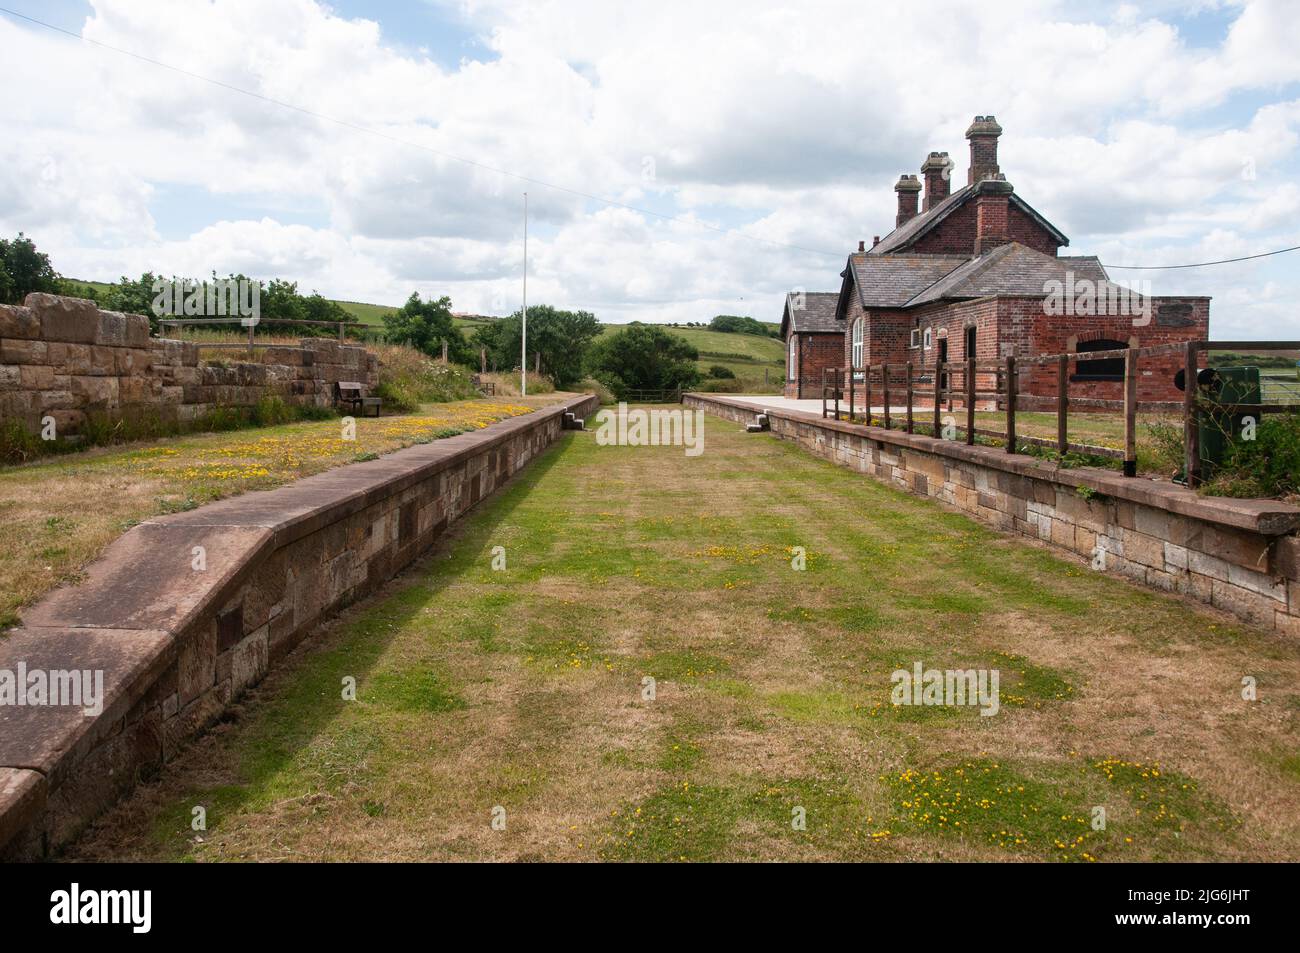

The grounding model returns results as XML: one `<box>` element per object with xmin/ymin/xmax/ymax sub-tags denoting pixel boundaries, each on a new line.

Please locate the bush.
<box><xmin>697</xmin><ymin>378</ymin><xmax>745</xmax><ymax>393</ymax></box>
<box><xmin>586</xmin><ymin>325</ymin><xmax>701</xmax><ymax>399</ymax></box>
<box><xmin>382</xmin><ymin>292</ymin><xmax>472</xmax><ymax>363</ymax></box>
<box><xmin>1203</xmin><ymin>413</ymin><xmax>1300</xmax><ymax>499</ymax></box>
<box><xmin>371</xmin><ymin>343</ymin><xmax>482</xmax><ymax>412</ymax></box>
<box><xmin>706</xmin><ymin>364</ymin><xmax>736</xmax><ymax>379</ymax></box>
<box><xmin>1142</xmin><ymin>420</ymin><xmax>1186</xmax><ymax>477</ymax></box>
<box><xmin>708</xmin><ymin>314</ymin><xmax>778</xmax><ymax>337</ymax></box>
<box><xmin>577</xmin><ymin>377</ymin><xmax>615</xmax><ymax>404</ymax></box>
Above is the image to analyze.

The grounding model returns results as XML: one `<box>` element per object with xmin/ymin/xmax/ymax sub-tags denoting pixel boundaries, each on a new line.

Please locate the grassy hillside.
<box><xmin>333</xmin><ymin>299</ymin><xmax>396</xmax><ymax>326</ymax></box>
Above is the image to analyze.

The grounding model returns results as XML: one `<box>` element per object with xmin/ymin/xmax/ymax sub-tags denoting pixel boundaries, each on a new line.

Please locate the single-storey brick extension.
<box><xmin>784</xmin><ymin>116</ymin><xmax>1209</xmax><ymax>404</ymax></box>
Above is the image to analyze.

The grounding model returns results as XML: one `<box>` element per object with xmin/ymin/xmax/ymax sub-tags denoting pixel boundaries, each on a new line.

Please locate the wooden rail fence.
<box><xmin>821</xmin><ymin>339</ymin><xmax>1300</xmax><ymax>486</ymax></box>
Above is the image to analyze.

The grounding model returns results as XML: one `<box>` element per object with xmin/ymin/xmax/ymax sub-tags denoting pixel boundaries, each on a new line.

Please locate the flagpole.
<box><xmin>521</xmin><ymin>192</ymin><xmax>528</xmax><ymax>397</ymax></box>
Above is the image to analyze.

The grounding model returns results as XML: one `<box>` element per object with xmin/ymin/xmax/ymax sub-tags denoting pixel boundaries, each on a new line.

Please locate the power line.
<box><xmin>1104</xmin><ymin>244</ymin><xmax>1300</xmax><ymax>270</ymax></box>
<box><xmin>0</xmin><ymin>5</ymin><xmax>842</xmax><ymax>260</ymax></box>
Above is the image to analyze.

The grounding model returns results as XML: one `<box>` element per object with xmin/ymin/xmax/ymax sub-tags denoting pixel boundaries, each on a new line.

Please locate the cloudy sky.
<box><xmin>1</xmin><ymin>0</ymin><xmax>1298</xmax><ymax>337</ymax></box>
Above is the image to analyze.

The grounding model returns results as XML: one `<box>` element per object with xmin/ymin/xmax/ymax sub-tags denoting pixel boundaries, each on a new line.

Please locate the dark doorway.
<box><xmin>1072</xmin><ymin>338</ymin><xmax>1127</xmax><ymax>381</ymax></box>
<box><xmin>965</xmin><ymin>325</ymin><xmax>977</xmax><ymax>361</ymax></box>
<box><xmin>937</xmin><ymin>336</ymin><xmax>948</xmax><ymax>389</ymax></box>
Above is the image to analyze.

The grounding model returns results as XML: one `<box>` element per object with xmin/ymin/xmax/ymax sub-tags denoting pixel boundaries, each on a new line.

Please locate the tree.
<box><xmin>474</xmin><ymin>304</ymin><xmax>601</xmax><ymax>388</ymax></box>
<box><xmin>384</xmin><ymin>292</ymin><xmax>471</xmax><ymax>362</ymax></box>
<box><xmin>0</xmin><ymin>233</ymin><xmax>60</xmax><ymax>304</ymax></box>
<box><xmin>586</xmin><ymin>324</ymin><xmax>701</xmax><ymax>398</ymax></box>
<box><xmin>709</xmin><ymin>314</ymin><xmax>777</xmax><ymax>337</ymax></box>
<box><xmin>101</xmin><ymin>273</ymin><xmax>160</xmax><ymax>326</ymax></box>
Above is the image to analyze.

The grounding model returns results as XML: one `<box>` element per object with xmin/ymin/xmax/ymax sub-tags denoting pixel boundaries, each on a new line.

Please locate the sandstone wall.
<box><xmin>0</xmin><ymin>293</ymin><xmax>379</xmax><ymax>437</ymax></box>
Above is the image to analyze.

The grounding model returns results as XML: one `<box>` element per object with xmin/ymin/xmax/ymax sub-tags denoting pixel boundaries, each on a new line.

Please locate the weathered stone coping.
<box><xmin>0</xmin><ymin>394</ymin><xmax>599</xmax><ymax>857</ymax></box>
<box><xmin>686</xmin><ymin>393</ymin><xmax>1300</xmax><ymax>537</ymax></box>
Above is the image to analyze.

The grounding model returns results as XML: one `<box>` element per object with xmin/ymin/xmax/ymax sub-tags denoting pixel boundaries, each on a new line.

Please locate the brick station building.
<box><xmin>785</xmin><ymin>116</ymin><xmax>1210</xmax><ymax>407</ymax></box>
<box><xmin>779</xmin><ymin>291</ymin><xmax>841</xmax><ymax>397</ymax></box>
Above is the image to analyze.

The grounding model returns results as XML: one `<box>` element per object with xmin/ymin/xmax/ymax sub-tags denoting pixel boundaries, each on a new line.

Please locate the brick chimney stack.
<box><xmin>894</xmin><ymin>174</ymin><xmax>922</xmax><ymax>227</ymax></box>
<box><xmin>973</xmin><ymin>174</ymin><xmax>1014</xmax><ymax>255</ymax></box>
<box><xmin>921</xmin><ymin>151</ymin><xmax>952</xmax><ymax>211</ymax></box>
<box><xmin>965</xmin><ymin>115</ymin><xmax>1003</xmax><ymax>185</ymax></box>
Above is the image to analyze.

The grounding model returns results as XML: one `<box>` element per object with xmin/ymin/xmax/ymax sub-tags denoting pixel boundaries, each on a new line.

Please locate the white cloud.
<box><xmin>0</xmin><ymin>0</ymin><xmax>1298</xmax><ymax>336</ymax></box>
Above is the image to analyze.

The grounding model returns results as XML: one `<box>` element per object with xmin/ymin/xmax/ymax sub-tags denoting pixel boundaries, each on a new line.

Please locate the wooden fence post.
<box><xmin>1123</xmin><ymin>348</ymin><xmax>1139</xmax><ymax>477</ymax></box>
<box><xmin>1057</xmin><ymin>354</ymin><xmax>1069</xmax><ymax>456</ymax></box>
<box><xmin>933</xmin><ymin>360</ymin><xmax>944</xmax><ymax>438</ymax></box>
<box><xmin>965</xmin><ymin>357</ymin><xmax>976</xmax><ymax>445</ymax></box>
<box><xmin>1005</xmin><ymin>355</ymin><xmax>1017</xmax><ymax>453</ymax></box>
<box><xmin>883</xmin><ymin>364</ymin><xmax>892</xmax><ymax>432</ymax></box>
<box><xmin>906</xmin><ymin>362</ymin><xmax>914</xmax><ymax>434</ymax></box>
<box><xmin>864</xmin><ymin>366</ymin><xmax>872</xmax><ymax>428</ymax></box>
<box><xmin>1184</xmin><ymin>341</ymin><xmax>1200</xmax><ymax>488</ymax></box>
<box><xmin>848</xmin><ymin>366</ymin><xmax>855</xmax><ymax>424</ymax></box>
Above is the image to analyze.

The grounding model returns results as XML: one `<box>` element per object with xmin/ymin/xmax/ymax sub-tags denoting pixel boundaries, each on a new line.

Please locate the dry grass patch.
<box><xmin>64</xmin><ymin>410</ymin><xmax>1300</xmax><ymax>862</ymax></box>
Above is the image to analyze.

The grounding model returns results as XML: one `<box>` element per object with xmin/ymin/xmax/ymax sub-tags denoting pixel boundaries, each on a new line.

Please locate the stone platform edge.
<box><xmin>686</xmin><ymin>393</ymin><xmax>1300</xmax><ymax>636</ymax></box>
<box><xmin>0</xmin><ymin>393</ymin><xmax>600</xmax><ymax>859</ymax></box>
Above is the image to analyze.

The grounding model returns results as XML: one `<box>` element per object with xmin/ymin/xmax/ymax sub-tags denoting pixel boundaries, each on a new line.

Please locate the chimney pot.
<box><xmin>965</xmin><ymin>114</ymin><xmax>1003</xmax><ymax>186</ymax></box>
<box><xmin>872</xmin><ymin>235</ymin><xmax>880</xmax><ymax>247</ymax></box>
<box><xmin>858</xmin><ymin>240</ymin><xmax>866</xmax><ymax>252</ymax></box>
<box><xmin>921</xmin><ymin>150</ymin><xmax>952</xmax><ymax>211</ymax></box>
<box><xmin>894</xmin><ymin>173</ymin><xmax>922</xmax><ymax>227</ymax></box>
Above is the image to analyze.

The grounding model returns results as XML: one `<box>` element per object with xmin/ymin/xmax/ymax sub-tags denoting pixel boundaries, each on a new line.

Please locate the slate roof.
<box><xmin>840</xmin><ymin>254</ymin><xmax>970</xmax><ymax>310</ymax></box>
<box><xmin>904</xmin><ymin>243</ymin><xmax>1114</xmax><ymax>307</ymax></box>
<box><xmin>781</xmin><ymin>291</ymin><xmax>840</xmax><ymax>337</ymax></box>
<box><xmin>868</xmin><ymin>185</ymin><xmax>1070</xmax><ymax>256</ymax></box>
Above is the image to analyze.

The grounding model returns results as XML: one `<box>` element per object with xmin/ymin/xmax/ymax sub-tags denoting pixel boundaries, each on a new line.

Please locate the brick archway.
<box><xmin>1065</xmin><ymin>330</ymin><xmax>1140</xmax><ymax>352</ymax></box>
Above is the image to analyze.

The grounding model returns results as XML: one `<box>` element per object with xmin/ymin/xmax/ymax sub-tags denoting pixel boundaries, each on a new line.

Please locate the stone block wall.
<box><xmin>0</xmin><ymin>394</ymin><xmax>599</xmax><ymax>859</ymax></box>
<box><xmin>0</xmin><ymin>293</ymin><xmax>379</xmax><ymax>437</ymax></box>
<box><xmin>687</xmin><ymin>393</ymin><xmax>1300</xmax><ymax>638</ymax></box>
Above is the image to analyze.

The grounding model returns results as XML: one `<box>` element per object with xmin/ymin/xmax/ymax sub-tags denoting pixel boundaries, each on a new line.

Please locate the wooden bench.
<box><xmin>333</xmin><ymin>381</ymin><xmax>382</xmax><ymax>417</ymax></box>
<box><xmin>471</xmin><ymin>374</ymin><xmax>496</xmax><ymax>396</ymax></box>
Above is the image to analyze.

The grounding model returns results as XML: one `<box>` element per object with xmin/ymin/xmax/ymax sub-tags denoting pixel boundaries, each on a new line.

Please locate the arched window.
<box><xmin>851</xmin><ymin>318</ymin><xmax>864</xmax><ymax>370</ymax></box>
<box><xmin>1073</xmin><ymin>338</ymin><xmax>1127</xmax><ymax>381</ymax></box>
<box><xmin>788</xmin><ymin>338</ymin><xmax>797</xmax><ymax>378</ymax></box>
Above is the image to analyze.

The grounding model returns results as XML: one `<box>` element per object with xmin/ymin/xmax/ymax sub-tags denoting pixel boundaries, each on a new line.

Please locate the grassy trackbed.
<box><xmin>66</xmin><ymin>411</ymin><xmax>1300</xmax><ymax>862</ymax></box>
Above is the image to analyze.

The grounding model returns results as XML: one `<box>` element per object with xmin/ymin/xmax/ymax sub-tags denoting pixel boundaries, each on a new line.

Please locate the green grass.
<box><xmin>64</xmin><ymin>411</ymin><xmax>1299</xmax><ymax>863</ymax></box>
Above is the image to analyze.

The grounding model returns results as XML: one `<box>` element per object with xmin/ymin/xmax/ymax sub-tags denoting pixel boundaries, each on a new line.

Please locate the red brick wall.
<box><xmin>907</xmin><ymin>198</ymin><xmax>1061</xmax><ymax>257</ymax></box>
<box><xmin>1007</xmin><ymin>205</ymin><xmax>1062</xmax><ymax>256</ymax></box>
<box><xmin>785</xmin><ymin>332</ymin><xmax>843</xmax><ymax>398</ymax></box>
<box><xmin>1020</xmin><ymin>297</ymin><xmax>1210</xmax><ymax>403</ymax></box>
